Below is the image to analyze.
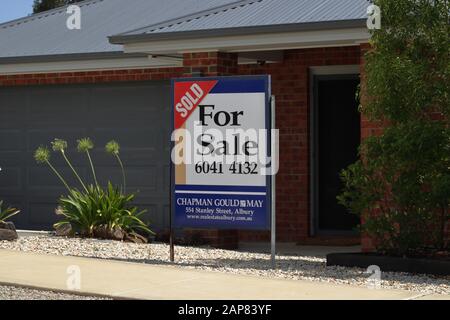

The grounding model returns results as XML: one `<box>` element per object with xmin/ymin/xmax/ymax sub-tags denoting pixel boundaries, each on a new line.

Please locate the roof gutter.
<box><xmin>0</xmin><ymin>51</ymin><xmax>148</xmax><ymax>65</ymax></box>
<box><xmin>109</xmin><ymin>19</ymin><xmax>367</xmax><ymax>45</ymax></box>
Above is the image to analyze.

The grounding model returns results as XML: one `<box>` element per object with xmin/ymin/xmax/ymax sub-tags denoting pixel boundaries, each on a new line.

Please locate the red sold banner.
<box><xmin>173</xmin><ymin>80</ymin><xmax>218</xmax><ymax>129</ymax></box>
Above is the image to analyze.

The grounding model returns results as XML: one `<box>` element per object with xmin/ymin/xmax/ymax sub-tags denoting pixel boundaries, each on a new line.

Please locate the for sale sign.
<box><xmin>171</xmin><ymin>76</ymin><xmax>272</xmax><ymax>230</ymax></box>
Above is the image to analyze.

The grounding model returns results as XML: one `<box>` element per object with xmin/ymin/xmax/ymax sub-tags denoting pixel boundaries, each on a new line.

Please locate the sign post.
<box><xmin>170</xmin><ymin>76</ymin><xmax>274</xmax><ymax>263</ymax></box>
<box><xmin>169</xmin><ymin>166</ymin><xmax>175</xmax><ymax>262</ymax></box>
<box><xmin>270</xmin><ymin>95</ymin><xmax>276</xmax><ymax>268</ymax></box>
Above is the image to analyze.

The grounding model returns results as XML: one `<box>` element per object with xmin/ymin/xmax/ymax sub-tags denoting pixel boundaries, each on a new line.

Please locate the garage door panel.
<box><xmin>121</xmin><ymin>151</ymin><xmax>166</xmax><ymax>166</ymax></box>
<box><xmin>91</xmin><ymin>85</ymin><xmax>167</xmax><ymax>108</ymax></box>
<box><xmin>90</xmin><ymin>110</ymin><xmax>167</xmax><ymax>127</ymax></box>
<box><xmin>27</xmin><ymin>114</ymin><xmax>90</xmax><ymax>128</ymax></box>
<box><xmin>0</xmin><ymin>81</ymin><xmax>171</xmax><ymax>231</ymax></box>
<box><xmin>78</xmin><ymin>152</ymin><xmax>116</xmax><ymax>166</ymax></box>
<box><xmin>41</xmin><ymin>153</ymin><xmax>91</xmax><ymax>167</ymax></box>
<box><xmin>0</xmin><ymin>152</ymin><xmax>25</xmax><ymax>169</ymax></box>
<box><xmin>0</xmin><ymin>90</ymin><xmax>27</xmax><ymax>103</ymax></box>
<box><xmin>26</xmin><ymin>188</ymin><xmax>68</xmax><ymax>199</ymax></box>
<box><xmin>23</xmin><ymin>152</ymin><xmax>89</xmax><ymax>169</ymax></box>
<box><xmin>91</xmin><ymin>128</ymin><xmax>160</xmax><ymax>149</ymax></box>
<box><xmin>95</xmin><ymin>166</ymin><xmax>158</xmax><ymax>190</ymax></box>
<box><xmin>162</xmin><ymin>204</ymin><xmax>170</xmax><ymax>229</ymax></box>
<box><xmin>0</xmin><ymin>91</ymin><xmax>28</xmax><ymax>129</ymax></box>
<box><xmin>0</xmin><ymin>109</ymin><xmax>25</xmax><ymax>129</ymax></box>
<box><xmin>28</xmin><ymin>202</ymin><xmax>59</xmax><ymax>227</ymax></box>
<box><xmin>28</xmin><ymin>102</ymin><xmax>88</xmax><ymax>119</ymax></box>
<box><xmin>0</xmin><ymin>167</ymin><xmax>21</xmax><ymax>190</ymax></box>
<box><xmin>28</xmin><ymin>129</ymin><xmax>89</xmax><ymax>148</ymax></box>
<box><xmin>29</xmin><ymin>92</ymin><xmax>88</xmax><ymax>126</ymax></box>
<box><xmin>30</xmin><ymin>87</ymin><xmax>88</xmax><ymax>106</ymax></box>
<box><xmin>3</xmin><ymin>196</ymin><xmax>27</xmax><ymax>226</ymax></box>
<box><xmin>0</xmin><ymin>130</ymin><xmax>23</xmax><ymax>151</ymax></box>
<box><xmin>134</xmin><ymin>203</ymin><xmax>169</xmax><ymax>229</ymax></box>
<box><xmin>90</xmin><ymin>109</ymin><xmax>152</xmax><ymax>126</ymax></box>
<box><xmin>88</xmin><ymin>150</ymin><xmax>164</xmax><ymax>167</ymax></box>
<box><xmin>116</xmin><ymin>166</ymin><xmax>157</xmax><ymax>190</ymax></box>
<box><xmin>28</xmin><ymin>166</ymin><xmax>90</xmax><ymax>189</ymax></box>
<box><xmin>162</xmin><ymin>164</ymin><xmax>170</xmax><ymax>192</ymax></box>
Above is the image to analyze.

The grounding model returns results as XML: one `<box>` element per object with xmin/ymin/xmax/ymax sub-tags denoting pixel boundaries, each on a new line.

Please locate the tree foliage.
<box><xmin>338</xmin><ymin>121</ymin><xmax>450</xmax><ymax>255</ymax></box>
<box><xmin>33</xmin><ymin>0</ymin><xmax>84</xmax><ymax>13</ymax></box>
<box><xmin>338</xmin><ymin>0</ymin><xmax>450</xmax><ymax>255</ymax></box>
<box><xmin>362</xmin><ymin>0</ymin><xmax>449</xmax><ymax>122</ymax></box>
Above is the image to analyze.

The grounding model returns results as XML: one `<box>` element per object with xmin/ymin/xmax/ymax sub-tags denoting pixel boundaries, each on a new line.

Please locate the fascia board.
<box><xmin>122</xmin><ymin>28</ymin><xmax>370</xmax><ymax>54</ymax></box>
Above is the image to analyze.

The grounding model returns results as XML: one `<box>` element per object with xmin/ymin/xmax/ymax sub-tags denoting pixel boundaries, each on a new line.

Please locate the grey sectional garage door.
<box><xmin>0</xmin><ymin>81</ymin><xmax>171</xmax><ymax>231</ymax></box>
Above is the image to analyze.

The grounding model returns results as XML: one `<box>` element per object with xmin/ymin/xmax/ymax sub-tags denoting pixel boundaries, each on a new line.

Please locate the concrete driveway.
<box><xmin>0</xmin><ymin>249</ymin><xmax>448</xmax><ymax>300</ymax></box>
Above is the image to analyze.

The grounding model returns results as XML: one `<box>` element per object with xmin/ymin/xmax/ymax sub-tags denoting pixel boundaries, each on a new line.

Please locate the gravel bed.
<box><xmin>1</xmin><ymin>236</ymin><xmax>449</xmax><ymax>295</ymax></box>
<box><xmin>0</xmin><ymin>285</ymin><xmax>110</xmax><ymax>300</ymax></box>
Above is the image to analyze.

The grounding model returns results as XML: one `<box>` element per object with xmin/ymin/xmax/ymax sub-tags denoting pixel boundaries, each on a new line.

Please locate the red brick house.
<box><xmin>0</xmin><ymin>0</ymin><xmax>375</xmax><ymax>249</ymax></box>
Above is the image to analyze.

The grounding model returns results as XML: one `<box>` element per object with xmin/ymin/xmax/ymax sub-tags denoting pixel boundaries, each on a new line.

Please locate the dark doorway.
<box><xmin>312</xmin><ymin>75</ymin><xmax>361</xmax><ymax>234</ymax></box>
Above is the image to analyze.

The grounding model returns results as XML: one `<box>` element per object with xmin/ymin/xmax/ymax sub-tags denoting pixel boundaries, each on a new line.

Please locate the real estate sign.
<box><xmin>172</xmin><ymin>76</ymin><xmax>272</xmax><ymax>230</ymax></box>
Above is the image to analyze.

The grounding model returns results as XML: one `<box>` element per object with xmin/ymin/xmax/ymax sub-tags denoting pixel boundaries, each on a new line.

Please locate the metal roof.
<box><xmin>0</xmin><ymin>0</ymin><xmax>369</xmax><ymax>61</ymax></box>
<box><xmin>111</xmin><ymin>0</ymin><xmax>369</xmax><ymax>43</ymax></box>
<box><xmin>0</xmin><ymin>0</ymin><xmax>238</xmax><ymax>60</ymax></box>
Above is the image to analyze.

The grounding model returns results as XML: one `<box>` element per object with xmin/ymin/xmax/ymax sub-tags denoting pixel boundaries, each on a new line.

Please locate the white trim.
<box><xmin>0</xmin><ymin>56</ymin><xmax>181</xmax><ymax>75</ymax></box>
<box><xmin>0</xmin><ymin>28</ymin><xmax>368</xmax><ymax>75</ymax></box>
<box><xmin>231</xmin><ymin>42</ymin><xmax>365</xmax><ymax>54</ymax></box>
<box><xmin>123</xmin><ymin>28</ymin><xmax>369</xmax><ymax>54</ymax></box>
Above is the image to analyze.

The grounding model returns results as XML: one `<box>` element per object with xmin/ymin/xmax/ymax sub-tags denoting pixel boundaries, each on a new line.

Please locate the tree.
<box><xmin>362</xmin><ymin>0</ymin><xmax>449</xmax><ymax>122</ymax></box>
<box><xmin>338</xmin><ymin>0</ymin><xmax>449</xmax><ymax>256</ymax></box>
<box><xmin>33</xmin><ymin>0</ymin><xmax>84</xmax><ymax>13</ymax></box>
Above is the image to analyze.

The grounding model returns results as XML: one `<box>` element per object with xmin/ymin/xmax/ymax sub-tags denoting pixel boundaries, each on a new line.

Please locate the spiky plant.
<box><xmin>77</xmin><ymin>138</ymin><xmax>98</xmax><ymax>186</ymax></box>
<box><xmin>34</xmin><ymin>146</ymin><xmax>71</xmax><ymax>192</ymax></box>
<box><xmin>0</xmin><ymin>201</ymin><xmax>20</xmax><ymax>223</ymax></box>
<box><xmin>52</xmin><ymin>139</ymin><xmax>88</xmax><ymax>193</ymax></box>
<box><xmin>56</xmin><ymin>183</ymin><xmax>153</xmax><ymax>238</ymax></box>
<box><xmin>106</xmin><ymin>140</ymin><xmax>126</xmax><ymax>193</ymax></box>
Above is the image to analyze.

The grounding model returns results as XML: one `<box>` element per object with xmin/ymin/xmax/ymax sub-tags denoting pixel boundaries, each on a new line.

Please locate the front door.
<box><xmin>312</xmin><ymin>75</ymin><xmax>361</xmax><ymax>234</ymax></box>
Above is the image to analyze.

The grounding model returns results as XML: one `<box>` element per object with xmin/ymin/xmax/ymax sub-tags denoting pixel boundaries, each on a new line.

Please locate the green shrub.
<box><xmin>98</xmin><ymin>182</ymin><xmax>152</xmax><ymax>235</ymax></box>
<box><xmin>339</xmin><ymin>121</ymin><xmax>450</xmax><ymax>255</ymax></box>
<box><xmin>56</xmin><ymin>183</ymin><xmax>153</xmax><ymax>238</ymax></box>
<box><xmin>0</xmin><ymin>201</ymin><xmax>20</xmax><ymax>223</ymax></box>
<box><xmin>338</xmin><ymin>0</ymin><xmax>449</xmax><ymax>256</ymax></box>
<box><xmin>362</xmin><ymin>0</ymin><xmax>449</xmax><ymax>123</ymax></box>
<box><xmin>35</xmin><ymin>138</ymin><xmax>154</xmax><ymax>239</ymax></box>
<box><xmin>106</xmin><ymin>140</ymin><xmax>126</xmax><ymax>193</ymax></box>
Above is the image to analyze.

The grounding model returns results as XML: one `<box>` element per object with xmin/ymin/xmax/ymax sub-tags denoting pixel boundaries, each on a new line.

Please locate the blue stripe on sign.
<box><xmin>210</xmin><ymin>78</ymin><xmax>266</xmax><ymax>94</ymax></box>
<box><xmin>175</xmin><ymin>185</ymin><xmax>267</xmax><ymax>193</ymax></box>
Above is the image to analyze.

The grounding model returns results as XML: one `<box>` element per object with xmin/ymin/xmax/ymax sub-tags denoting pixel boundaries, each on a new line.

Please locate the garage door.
<box><xmin>0</xmin><ymin>81</ymin><xmax>171</xmax><ymax>231</ymax></box>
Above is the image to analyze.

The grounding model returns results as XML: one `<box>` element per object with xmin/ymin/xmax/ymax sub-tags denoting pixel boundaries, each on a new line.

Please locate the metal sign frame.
<box><xmin>168</xmin><ymin>75</ymin><xmax>275</xmax><ymax>265</ymax></box>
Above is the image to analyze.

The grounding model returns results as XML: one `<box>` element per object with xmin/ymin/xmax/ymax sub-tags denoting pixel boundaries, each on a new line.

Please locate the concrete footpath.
<box><xmin>0</xmin><ymin>250</ymin><xmax>448</xmax><ymax>300</ymax></box>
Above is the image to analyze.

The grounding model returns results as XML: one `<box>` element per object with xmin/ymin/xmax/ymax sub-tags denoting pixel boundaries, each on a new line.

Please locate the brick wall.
<box><xmin>182</xmin><ymin>47</ymin><xmax>362</xmax><ymax>246</ymax></box>
<box><xmin>0</xmin><ymin>67</ymin><xmax>184</xmax><ymax>86</ymax></box>
<box><xmin>0</xmin><ymin>45</ymin><xmax>363</xmax><ymax>248</ymax></box>
<box><xmin>183</xmin><ymin>52</ymin><xmax>238</xmax><ymax>76</ymax></box>
<box><xmin>237</xmin><ymin>46</ymin><xmax>362</xmax><ymax>243</ymax></box>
